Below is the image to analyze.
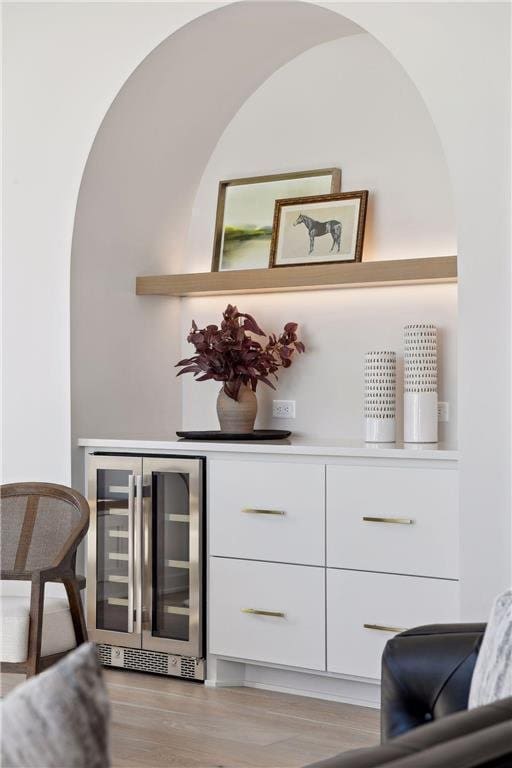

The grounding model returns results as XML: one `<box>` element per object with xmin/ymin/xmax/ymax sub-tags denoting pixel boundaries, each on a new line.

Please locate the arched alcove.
<box><xmin>71</xmin><ymin>1</ymin><xmax>510</xmax><ymax>620</ymax></box>
<box><xmin>70</xmin><ymin>1</ymin><xmax>365</xmax><ymax>456</ymax></box>
<box><xmin>71</xmin><ymin>0</ymin><xmax>455</xmax><ymax>451</ymax></box>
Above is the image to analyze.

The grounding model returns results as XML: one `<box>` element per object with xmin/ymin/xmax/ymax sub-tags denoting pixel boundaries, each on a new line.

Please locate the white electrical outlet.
<box><xmin>272</xmin><ymin>400</ymin><xmax>296</xmax><ymax>419</ymax></box>
<box><xmin>438</xmin><ymin>402</ymin><xmax>450</xmax><ymax>422</ymax></box>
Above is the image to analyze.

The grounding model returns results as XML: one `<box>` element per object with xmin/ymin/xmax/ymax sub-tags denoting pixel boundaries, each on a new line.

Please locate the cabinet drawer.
<box><xmin>209</xmin><ymin>558</ymin><xmax>325</xmax><ymax>670</ymax></box>
<box><xmin>327</xmin><ymin>569</ymin><xmax>459</xmax><ymax>679</ymax></box>
<box><xmin>327</xmin><ymin>465</ymin><xmax>458</xmax><ymax>578</ymax></box>
<box><xmin>210</xmin><ymin>460</ymin><xmax>324</xmax><ymax>565</ymax></box>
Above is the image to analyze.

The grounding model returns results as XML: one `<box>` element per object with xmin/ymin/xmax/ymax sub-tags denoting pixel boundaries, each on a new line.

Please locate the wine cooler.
<box><xmin>86</xmin><ymin>453</ymin><xmax>205</xmax><ymax>680</ymax></box>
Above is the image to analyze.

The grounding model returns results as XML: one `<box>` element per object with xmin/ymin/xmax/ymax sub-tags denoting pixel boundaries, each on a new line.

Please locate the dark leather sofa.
<box><xmin>307</xmin><ymin>623</ymin><xmax>512</xmax><ymax>768</ymax></box>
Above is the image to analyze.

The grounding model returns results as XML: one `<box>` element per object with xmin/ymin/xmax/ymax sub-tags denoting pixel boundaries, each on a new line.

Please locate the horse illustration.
<box><xmin>294</xmin><ymin>213</ymin><xmax>342</xmax><ymax>254</ymax></box>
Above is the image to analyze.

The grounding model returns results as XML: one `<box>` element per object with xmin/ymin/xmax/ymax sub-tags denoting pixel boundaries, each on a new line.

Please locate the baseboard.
<box><xmin>204</xmin><ymin>679</ymin><xmax>244</xmax><ymax>688</ymax></box>
<box><xmin>244</xmin><ymin>664</ymin><xmax>380</xmax><ymax>708</ymax></box>
<box><xmin>243</xmin><ymin>680</ymin><xmax>380</xmax><ymax>708</ymax></box>
<box><xmin>205</xmin><ymin>655</ymin><xmax>380</xmax><ymax>708</ymax></box>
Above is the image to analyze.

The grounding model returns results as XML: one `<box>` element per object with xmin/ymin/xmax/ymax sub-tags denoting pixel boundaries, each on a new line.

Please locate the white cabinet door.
<box><xmin>327</xmin><ymin>465</ymin><xmax>458</xmax><ymax>578</ymax></box>
<box><xmin>327</xmin><ymin>569</ymin><xmax>459</xmax><ymax>679</ymax></box>
<box><xmin>210</xmin><ymin>460</ymin><xmax>324</xmax><ymax>565</ymax></box>
<box><xmin>209</xmin><ymin>557</ymin><xmax>325</xmax><ymax>670</ymax></box>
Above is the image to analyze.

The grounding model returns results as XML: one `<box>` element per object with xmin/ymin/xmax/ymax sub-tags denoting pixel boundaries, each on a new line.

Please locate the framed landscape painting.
<box><xmin>270</xmin><ymin>191</ymin><xmax>368</xmax><ymax>268</ymax></box>
<box><xmin>211</xmin><ymin>168</ymin><xmax>341</xmax><ymax>272</ymax></box>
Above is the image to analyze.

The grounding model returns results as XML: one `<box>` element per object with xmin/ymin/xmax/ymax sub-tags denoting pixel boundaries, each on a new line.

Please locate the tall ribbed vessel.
<box><xmin>364</xmin><ymin>351</ymin><xmax>396</xmax><ymax>443</ymax></box>
<box><xmin>403</xmin><ymin>324</ymin><xmax>438</xmax><ymax>443</ymax></box>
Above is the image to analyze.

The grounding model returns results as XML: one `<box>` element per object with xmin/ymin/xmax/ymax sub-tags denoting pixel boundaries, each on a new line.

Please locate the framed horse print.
<box><xmin>211</xmin><ymin>168</ymin><xmax>341</xmax><ymax>272</ymax></box>
<box><xmin>270</xmin><ymin>190</ymin><xmax>368</xmax><ymax>268</ymax></box>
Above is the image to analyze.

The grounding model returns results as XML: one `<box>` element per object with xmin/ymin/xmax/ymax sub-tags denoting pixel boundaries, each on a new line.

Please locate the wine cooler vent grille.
<box><xmin>96</xmin><ymin>644</ymin><xmax>205</xmax><ymax>680</ymax></box>
<box><xmin>180</xmin><ymin>656</ymin><xmax>197</xmax><ymax>679</ymax></box>
<box><xmin>97</xmin><ymin>645</ymin><xmax>112</xmax><ymax>665</ymax></box>
<box><xmin>124</xmin><ymin>648</ymin><xmax>169</xmax><ymax>675</ymax></box>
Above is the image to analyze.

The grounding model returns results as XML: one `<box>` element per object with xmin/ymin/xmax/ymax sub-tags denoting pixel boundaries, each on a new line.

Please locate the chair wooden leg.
<box><xmin>64</xmin><ymin>578</ymin><xmax>88</xmax><ymax>646</ymax></box>
<box><xmin>26</xmin><ymin>576</ymin><xmax>45</xmax><ymax>677</ymax></box>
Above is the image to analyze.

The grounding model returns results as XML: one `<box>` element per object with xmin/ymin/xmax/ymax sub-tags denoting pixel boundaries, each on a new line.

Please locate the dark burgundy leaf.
<box><xmin>176</xmin><ymin>365</ymin><xmax>201</xmax><ymax>377</ymax></box>
<box><xmin>242</xmin><ymin>314</ymin><xmax>265</xmax><ymax>336</ymax></box>
<box><xmin>175</xmin><ymin>304</ymin><xmax>304</xmax><ymax>400</ymax></box>
<box><xmin>175</xmin><ymin>358</ymin><xmax>195</xmax><ymax>367</ymax></box>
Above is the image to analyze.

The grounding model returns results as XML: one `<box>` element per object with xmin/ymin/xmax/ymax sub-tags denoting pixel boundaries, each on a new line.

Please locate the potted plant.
<box><xmin>176</xmin><ymin>304</ymin><xmax>305</xmax><ymax>433</ymax></box>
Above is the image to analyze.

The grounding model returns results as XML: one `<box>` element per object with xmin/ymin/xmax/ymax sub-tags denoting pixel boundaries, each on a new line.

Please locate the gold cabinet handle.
<box><xmin>242</xmin><ymin>508</ymin><xmax>286</xmax><ymax>516</ymax></box>
<box><xmin>241</xmin><ymin>608</ymin><xmax>286</xmax><ymax>618</ymax></box>
<box><xmin>364</xmin><ymin>623</ymin><xmax>407</xmax><ymax>633</ymax></box>
<box><xmin>362</xmin><ymin>516</ymin><xmax>414</xmax><ymax>525</ymax></box>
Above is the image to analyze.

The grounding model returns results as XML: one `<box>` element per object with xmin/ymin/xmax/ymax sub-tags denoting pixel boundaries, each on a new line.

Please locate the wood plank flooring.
<box><xmin>1</xmin><ymin>669</ymin><xmax>380</xmax><ymax>767</ymax></box>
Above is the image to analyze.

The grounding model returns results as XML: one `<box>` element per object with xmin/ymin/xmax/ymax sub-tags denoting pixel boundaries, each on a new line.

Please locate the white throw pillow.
<box><xmin>1</xmin><ymin>643</ymin><xmax>110</xmax><ymax>768</ymax></box>
<box><xmin>468</xmin><ymin>589</ymin><xmax>512</xmax><ymax>708</ymax></box>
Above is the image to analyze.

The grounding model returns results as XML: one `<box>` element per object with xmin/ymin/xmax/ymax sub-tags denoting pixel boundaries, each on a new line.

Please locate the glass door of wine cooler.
<box><xmin>87</xmin><ymin>456</ymin><xmax>143</xmax><ymax>648</ymax></box>
<box><xmin>142</xmin><ymin>458</ymin><xmax>203</xmax><ymax>657</ymax></box>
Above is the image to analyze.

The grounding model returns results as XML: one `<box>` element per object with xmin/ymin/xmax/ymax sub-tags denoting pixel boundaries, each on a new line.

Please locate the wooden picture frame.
<box><xmin>211</xmin><ymin>168</ymin><xmax>341</xmax><ymax>272</ymax></box>
<box><xmin>270</xmin><ymin>190</ymin><xmax>368</xmax><ymax>268</ymax></box>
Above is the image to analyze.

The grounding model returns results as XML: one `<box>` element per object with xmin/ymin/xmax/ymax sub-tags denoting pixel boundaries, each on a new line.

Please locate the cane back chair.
<box><xmin>0</xmin><ymin>482</ymin><xmax>89</xmax><ymax>676</ymax></box>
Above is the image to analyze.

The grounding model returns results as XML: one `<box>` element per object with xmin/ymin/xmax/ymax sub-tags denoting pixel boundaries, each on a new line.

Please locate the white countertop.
<box><xmin>78</xmin><ymin>436</ymin><xmax>458</xmax><ymax>461</ymax></box>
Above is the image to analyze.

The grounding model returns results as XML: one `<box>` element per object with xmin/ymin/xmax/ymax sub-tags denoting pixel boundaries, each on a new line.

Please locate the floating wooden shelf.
<box><xmin>136</xmin><ymin>256</ymin><xmax>457</xmax><ymax>297</ymax></box>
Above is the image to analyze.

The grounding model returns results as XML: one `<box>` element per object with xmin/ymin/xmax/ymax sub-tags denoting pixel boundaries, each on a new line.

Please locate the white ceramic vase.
<box><xmin>403</xmin><ymin>324</ymin><xmax>438</xmax><ymax>443</ymax></box>
<box><xmin>364</xmin><ymin>351</ymin><xmax>396</xmax><ymax>443</ymax></box>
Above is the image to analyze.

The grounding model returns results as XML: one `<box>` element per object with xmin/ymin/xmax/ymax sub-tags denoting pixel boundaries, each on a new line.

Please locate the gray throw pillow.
<box><xmin>469</xmin><ymin>589</ymin><xmax>512</xmax><ymax>709</ymax></box>
<box><xmin>1</xmin><ymin>643</ymin><xmax>110</xmax><ymax>767</ymax></box>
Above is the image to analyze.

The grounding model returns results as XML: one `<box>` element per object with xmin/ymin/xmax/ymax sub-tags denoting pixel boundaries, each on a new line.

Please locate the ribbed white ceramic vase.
<box><xmin>403</xmin><ymin>324</ymin><xmax>438</xmax><ymax>443</ymax></box>
<box><xmin>364</xmin><ymin>351</ymin><xmax>396</xmax><ymax>443</ymax></box>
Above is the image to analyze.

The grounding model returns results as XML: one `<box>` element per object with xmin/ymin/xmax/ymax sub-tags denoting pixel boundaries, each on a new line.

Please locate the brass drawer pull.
<box><xmin>362</xmin><ymin>516</ymin><xmax>414</xmax><ymax>525</ymax></box>
<box><xmin>241</xmin><ymin>608</ymin><xmax>286</xmax><ymax>618</ymax></box>
<box><xmin>242</xmin><ymin>508</ymin><xmax>286</xmax><ymax>516</ymax></box>
<box><xmin>364</xmin><ymin>623</ymin><xmax>407</xmax><ymax>633</ymax></box>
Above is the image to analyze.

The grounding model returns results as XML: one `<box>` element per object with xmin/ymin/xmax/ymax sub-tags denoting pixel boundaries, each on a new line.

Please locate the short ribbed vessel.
<box><xmin>364</xmin><ymin>351</ymin><xmax>396</xmax><ymax>443</ymax></box>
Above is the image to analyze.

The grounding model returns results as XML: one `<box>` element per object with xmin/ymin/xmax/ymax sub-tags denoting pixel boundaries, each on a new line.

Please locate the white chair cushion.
<box><xmin>0</xmin><ymin>580</ymin><xmax>67</xmax><ymax>599</ymax></box>
<box><xmin>0</xmin><ymin>593</ymin><xmax>77</xmax><ymax>664</ymax></box>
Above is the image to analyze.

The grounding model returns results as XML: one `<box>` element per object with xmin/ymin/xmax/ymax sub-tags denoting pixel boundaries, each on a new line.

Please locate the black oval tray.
<box><xmin>176</xmin><ymin>429</ymin><xmax>291</xmax><ymax>441</ymax></box>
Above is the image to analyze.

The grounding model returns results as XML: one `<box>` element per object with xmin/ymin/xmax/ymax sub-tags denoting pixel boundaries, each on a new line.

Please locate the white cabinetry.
<box><xmin>326</xmin><ymin>465</ymin><xmax>458</xmax><ymax>578</ymax></box>
<box><xmin>209</xmin><ymin>558</ymin><xmax>325</xmax><ymax>670</ymax></box>
<box><xmin>79</xmin><ymin>438</ymin><xmax>459</xmax><ymax>702</ymax></box>
<box><xmin>327</xmin><ymin>569</ymin><xmax>459</xmax><ymax>679</ymax></box>
<box><xmin>208</xmin><ymin>452</ymin><xmax>459</xmax><ymax>685</ymax></box>
<box><xmin>210</xmin><ymin>460</ymin><xmax>324</xmax><ymax>565</ymax></box>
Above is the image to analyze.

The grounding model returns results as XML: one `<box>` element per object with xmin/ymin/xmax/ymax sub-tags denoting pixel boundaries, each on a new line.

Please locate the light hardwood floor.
<box><xmin>1</xmin><ymin>669</ymin><xmax>380</xmax><ymax>767</ymax></box>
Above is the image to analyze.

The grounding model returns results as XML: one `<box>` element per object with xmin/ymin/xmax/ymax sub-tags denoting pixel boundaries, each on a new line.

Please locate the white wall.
<box><xmin>187</xmin><ymin>34</ymin><xmax>456</xmax><ymax>271</ymax></box>
<box><xmin>3</xmin><ymin>2</ymin><xmax>510</xmax><ymax>620</ymax></box>
<box><xmin>2</xmin><ymin>1</ymin><xmax>219</xmax><ymax>483</ymax></box>
<box><xmin>181</xmin><ymin>286</ymin><xmax>457</xmax><ymax>441</ymax></box>
<box><xmin>182</xmin><ymin>34</ymin><xmax>457</xmax><ymax>441</ymax></box>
